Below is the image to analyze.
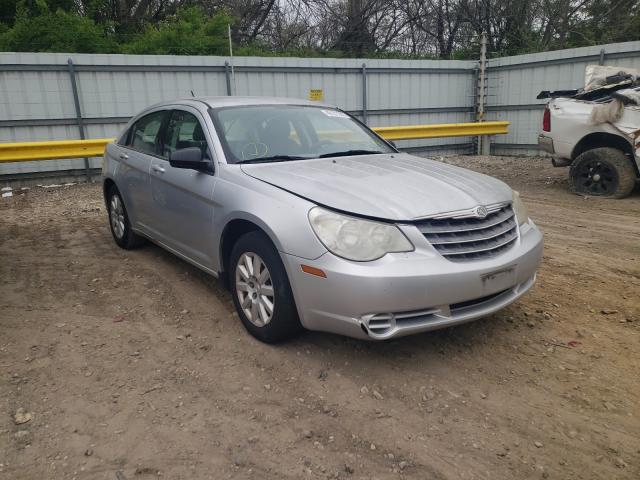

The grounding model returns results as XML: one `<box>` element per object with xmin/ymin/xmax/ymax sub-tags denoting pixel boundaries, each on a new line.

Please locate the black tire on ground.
<box><xmin>229</xmin><ymin>230</ymin><xmax>303</xmax><ymax>343</ymax></box>
<box><xmin>570</xmin><ymin>147</ymin><xmax>637</xmax><ymax>199</ymax></box>
<box><xmin>106</xmin><ymin>185</ymin><xmax>146</xmax><ymax>249</ymax></box>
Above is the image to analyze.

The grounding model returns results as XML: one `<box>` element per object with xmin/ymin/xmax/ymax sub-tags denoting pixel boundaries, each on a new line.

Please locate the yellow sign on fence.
<box><xmin>309</xmin><ymin>89</ymin><xmax>324</xmax><ymax>101</ymax></box>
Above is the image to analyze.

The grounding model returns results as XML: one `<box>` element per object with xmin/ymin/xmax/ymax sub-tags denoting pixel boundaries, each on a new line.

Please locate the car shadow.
<box><xmin>135</xmin><ymin>235</ymin><xmax>519</xmax><ymax>359</ymax></box>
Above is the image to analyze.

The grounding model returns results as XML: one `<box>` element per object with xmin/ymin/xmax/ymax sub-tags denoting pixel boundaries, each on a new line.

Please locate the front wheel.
<box><xmin>570</xmin><ymin>147</ymin><xmax>636</xmax><ymax>198</ymax></box>
<box><xmin>230</xmin><ymin>231</ymin><xmax>302</xmax><ymax>343</ymax></box>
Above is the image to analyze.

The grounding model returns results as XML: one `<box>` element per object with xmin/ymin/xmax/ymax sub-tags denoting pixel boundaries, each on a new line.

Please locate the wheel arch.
<box><xmin>571</xmin><ymin>132</ymin><xmax>639</xmax><ymax>176</ymax></box>
<box><xmin>218</xmin><ymin>217</ymin><xmax>280</xmax><ymax>287</ymax></box>
<box><xmin>103</xmin><ymin>177</ymin><xmax>117</xmax><ymax>205</ymax></box>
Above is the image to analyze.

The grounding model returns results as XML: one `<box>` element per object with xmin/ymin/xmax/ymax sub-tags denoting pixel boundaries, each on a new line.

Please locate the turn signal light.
<box><xmin>301</xmin><ymin>265</ymin><xmax>327</xmax><ymax>278</ymax></box>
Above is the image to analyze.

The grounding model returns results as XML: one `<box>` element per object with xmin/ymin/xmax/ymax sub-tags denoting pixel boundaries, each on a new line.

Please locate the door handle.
<box><xmin>152</xmin><ymin>165</ymin><xmax>166</xmax><ymax>174</ymax></box>
<box><xmin>119</xmin><ymin>153</ymin><xmax>129</xmax><ymax>160</ymax></box>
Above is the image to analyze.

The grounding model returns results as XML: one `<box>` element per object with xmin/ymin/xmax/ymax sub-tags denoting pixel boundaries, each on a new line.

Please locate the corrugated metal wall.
<box><xmin>2</xmin><ymin>40</ymin><xmax>640</xmax><ymax>178</ymax></box>
<box><xmin>486</xmin><ymin>41</ymin><xmax>640</xmax><ymax>155</ymax></box>
<box><xmin>0</xmin><ymin>53</ymin><xmax>476</xmax><ymax>177</ymax></box>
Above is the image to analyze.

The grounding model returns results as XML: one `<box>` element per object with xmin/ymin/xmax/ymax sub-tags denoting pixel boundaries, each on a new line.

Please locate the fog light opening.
<box><xmin>360</xmin><ymin>322</ymin><xmax>369</xmax><ymax>335</ymax></box>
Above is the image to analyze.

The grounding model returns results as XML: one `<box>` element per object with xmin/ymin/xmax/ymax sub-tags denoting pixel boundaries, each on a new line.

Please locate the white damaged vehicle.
<box><xmin>538</xmin><ymin>65</ymin><xmax>640</xmax><ymax>198</ymax></box>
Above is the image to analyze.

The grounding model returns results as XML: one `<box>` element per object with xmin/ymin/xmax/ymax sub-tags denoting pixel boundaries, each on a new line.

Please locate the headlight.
<box><xmin>512</xmin><ymin>190</ymin><xmax>529</xmax><ymax>226</ymax></box>
<box><xmin>308</xmin><ymin>207</ymin><xmax>413</xmax><ymax>261</ymax></box>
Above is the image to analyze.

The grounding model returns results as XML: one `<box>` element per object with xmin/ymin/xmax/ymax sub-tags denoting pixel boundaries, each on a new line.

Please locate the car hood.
<box><xmin>240</xmin><ymin>153</ymin><xmax>512</xmax><ymax>221</ymax></box>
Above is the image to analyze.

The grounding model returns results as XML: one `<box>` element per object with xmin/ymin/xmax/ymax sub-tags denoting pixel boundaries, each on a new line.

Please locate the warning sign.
<box><xmin>309</xmin><ymin>89</ymin><xmax>324</xmax><ymax>101</ymax></box>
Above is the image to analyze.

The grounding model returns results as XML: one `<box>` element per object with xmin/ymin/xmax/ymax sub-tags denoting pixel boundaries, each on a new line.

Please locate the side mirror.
<box><xmin>169</xmin><ymin>147</ymin><xmax>211</xmax><ymax>172</ymax></box>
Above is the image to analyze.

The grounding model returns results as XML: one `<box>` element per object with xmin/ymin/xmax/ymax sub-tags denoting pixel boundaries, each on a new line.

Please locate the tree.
<box><xmin>122</xmin><ymin>6</ymin><xmax>231</xmax><ymax>55</ymax></box>
<box><xmin>0</xmin><ymin>0</ymin><xmax>78</xmax><ymax>26</ymax></box>
<box><xmin>401</xmin><ymin>0</ymin><xmax>463</xmax><ymax>58</ymax></box>
<box><xmin>2</xmin><ymin>0</ymin><xmax>640</xmax><ymax>58</ymax></box>
<box><xmin>569</xmin><ymin>0</ymin><xmax>640</xmax><ymax>47</ymax></box>
<box><xmin>219</xmin><ymin>0</ymin><xmax>277</xmax><ymax>44</ymax></box>
<box><xmin>0</xmin><ymin>2</ymin><xmax>116</xmax><ymax>52</ymax></box>
<box><xmin>76</xmin><ymin>0</ymin><xmax>187</xmax><ymax>37</ymax></box>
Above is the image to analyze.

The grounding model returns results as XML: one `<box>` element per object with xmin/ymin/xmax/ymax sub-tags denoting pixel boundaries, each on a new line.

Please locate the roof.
<box><xmin>197</xmin><ymin>96</ymin><xmax>333</xmax><ymax>109</ymax></box>
<box><xmin>132</xmin><ymin>96</ymin><xmax>337</xmax><ymax>123</ymax></box>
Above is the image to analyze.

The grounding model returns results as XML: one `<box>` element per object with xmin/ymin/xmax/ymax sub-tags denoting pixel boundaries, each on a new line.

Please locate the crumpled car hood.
<box><xmin>241</xmin><ymin>153</ymin><xmax>512</xmax><ymax>221</ymax></box>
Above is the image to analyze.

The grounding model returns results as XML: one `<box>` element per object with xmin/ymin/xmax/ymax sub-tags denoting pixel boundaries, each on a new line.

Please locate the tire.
<box><xmin>229</xmin><ymin>231</ymin><xmax>302</xmax><ymax>343</ymax></box>
<box><xmin>570</xmin><ymin>147</ymin><xmax>637</xmax><ymax>199</ymax></box>
<box><xmin>106</xmin><ymin>185</ymin><xmax>146</xmax><ymax>249</ymax></box>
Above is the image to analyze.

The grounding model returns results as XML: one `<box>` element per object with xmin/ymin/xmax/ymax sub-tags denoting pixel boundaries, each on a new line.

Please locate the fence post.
<box><xmin>67</xmin><ymin>58</ymin><xmax>91</xmax><ymax>181</ymax></box>
<box><xmin>361</xmin><ymin>63</ymin><xmax>368</xmax><ymax>125</ymax></box>
<box><xmin>471</xmin><ymin>67</ymin><xmax>479</xmax><ymax>154</ymax></box>
<box><xmin>224</xmin><ymin>61</ymin><xmax>232</xmax><ymax>95</ymax></box>
<box><xmin>476</xmin><ymin>32</ymin><xmax>489</xmax><ymax>155</ymax></box>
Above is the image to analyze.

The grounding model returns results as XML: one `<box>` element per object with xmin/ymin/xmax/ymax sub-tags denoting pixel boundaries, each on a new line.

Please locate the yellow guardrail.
<box><xmin>0</xmin><ymin>121</ymin><xmax>509</xmax><ymax>163</ymax></box>
<box><xmin>0</xmin><ymin>138</ymin><xmax>113</xmax><ymax>163</ymax></box>
<box><xmin>374</xmin><ymin>121</ymin><xmax>510</xmax><ymax>141</ymax></box>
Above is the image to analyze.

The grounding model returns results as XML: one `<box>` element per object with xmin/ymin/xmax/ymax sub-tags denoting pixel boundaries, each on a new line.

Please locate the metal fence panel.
<box><xmin>0</xmin><ymin>53</ymin><xmax>477</xmax><ymax>176</ymax></box>
<box><xmin>2</xmin><ymin>40</ymin><xmax>640</xmax><ymax>178</ymax></box>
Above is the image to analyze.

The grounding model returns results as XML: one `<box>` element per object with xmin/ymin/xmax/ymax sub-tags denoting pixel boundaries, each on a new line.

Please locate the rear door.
<box><xmin>149</xmin><ymin>107</ymin><xmax>218</xmax><ymax>267</ymax></box>
<box><xmin>116</xmin><ymin>109</ymin><xmax>169</xmax><ymax>232</ymax></box>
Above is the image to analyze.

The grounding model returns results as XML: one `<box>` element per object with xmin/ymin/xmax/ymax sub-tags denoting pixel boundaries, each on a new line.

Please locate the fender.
<box><xmin>210</xmin><ymin>168</ymin><xmax>328</xmax><ymax>272</ymax></box>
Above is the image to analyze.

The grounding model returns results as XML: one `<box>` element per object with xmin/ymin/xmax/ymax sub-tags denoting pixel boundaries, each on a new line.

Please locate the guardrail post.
<box><xmin>361</xmin><ymin>63</ymin><xmax>368</xmax><ymax>125</ymax></box>
<box><xmin>599</xmin><ymin>48</ymin><xmax>606</xmax><ymax>65</ymax></box>
<box><xmin>224</xmin><ymin>61</ymin><xmax>232</xmax><ymax>96</ymax></box>
<box><xmin>67</xmin><ymin>58</ymin><xmax>91</xmax><ymax>181</ymax></box>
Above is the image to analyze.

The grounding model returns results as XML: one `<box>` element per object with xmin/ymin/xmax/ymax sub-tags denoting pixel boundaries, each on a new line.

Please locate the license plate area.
<box><xmin>481</xmin><ymin>265</ymin><xmax>516</xmax><ymax>294</ymax></box>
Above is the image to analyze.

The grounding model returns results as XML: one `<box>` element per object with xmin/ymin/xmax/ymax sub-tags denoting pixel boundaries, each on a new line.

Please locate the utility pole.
<box><xmin>477</xmin><ymin>32</ymin><xmax>489</xmax><ymax>155</ymax></box>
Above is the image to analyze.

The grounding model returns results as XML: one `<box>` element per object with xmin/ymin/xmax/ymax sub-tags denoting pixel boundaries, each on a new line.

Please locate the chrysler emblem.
<box><xmin>473</xmin><ymin>206</ymin><xmax>488</xmax><ymax>218</ymax></box>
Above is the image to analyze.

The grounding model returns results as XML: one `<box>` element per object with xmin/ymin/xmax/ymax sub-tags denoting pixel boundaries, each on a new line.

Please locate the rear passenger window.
<box><xmin>127</xmin><ymin>111</ymin><xmax>166</xmax><ymax>156</ymax></box>
<box><xmin>163</xmin><ymin>110</ymin><xmax>209</xmax><ymax>159</ymax></box>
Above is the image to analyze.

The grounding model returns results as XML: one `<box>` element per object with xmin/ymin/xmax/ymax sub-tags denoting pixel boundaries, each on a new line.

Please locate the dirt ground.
<box><xmin>1</xmin><ymin>155</ymin><xmax>639</xmax><ymax>480</ymax></box>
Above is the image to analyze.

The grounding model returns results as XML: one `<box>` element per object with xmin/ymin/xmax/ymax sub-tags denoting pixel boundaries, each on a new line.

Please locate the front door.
<box><xmin>149</xmin><ymin>108</ymin><xmax>218</xmax><ymax>267</ymax></box>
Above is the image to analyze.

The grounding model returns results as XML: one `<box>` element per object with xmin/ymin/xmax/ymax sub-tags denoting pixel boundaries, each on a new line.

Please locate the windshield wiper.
<box><xmin>239</xmin><ymin>155</ymin><xmax>311</xmax><ymax>164</ymax></box>
<box><xmin>318</xmin><ymin>149</ymin><xmax>384</xmax><ymax>158</ymax></box>
<box><xmin>239</xmin><ymin>150</ymin><xmax>384</xmax><ymax>163</ymax></box>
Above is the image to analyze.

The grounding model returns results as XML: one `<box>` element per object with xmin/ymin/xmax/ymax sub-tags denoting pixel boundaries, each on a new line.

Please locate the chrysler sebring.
<box><xmin>102</xmin><ymin>97</ymin><xmax>543</xmax><ymax>342</ymax></box>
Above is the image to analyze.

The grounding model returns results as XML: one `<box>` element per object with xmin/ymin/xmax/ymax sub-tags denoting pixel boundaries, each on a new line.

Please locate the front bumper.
<box><xmin>283</xmin><ymin>222</ymin><xmax>543</xmax><ymax>340</ymax></box>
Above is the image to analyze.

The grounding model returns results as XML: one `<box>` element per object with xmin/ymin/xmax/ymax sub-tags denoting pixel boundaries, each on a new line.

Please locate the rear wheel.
<box><xmin>230</xmin><ymin>231</ymin><xmax>302</xmax><ymax>343</ymax></box>
<box><xmin>570</xmin><ymin>147</ymin><xmax>636</xmax><ymax>198</ymax></box>
<box><xmin>106</xmin><ymin>185</ymin><xmax>146</xmax><ymax>249</ymax></box>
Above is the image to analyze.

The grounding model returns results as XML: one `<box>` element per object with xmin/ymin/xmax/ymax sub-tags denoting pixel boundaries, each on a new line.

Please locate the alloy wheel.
<box><xmin>235</xmin><ymin>252</ymin><xmax>275</xmax><ymax>327</ymax></box>
<box><xmin>109</xmin><ymin>194</ymin><xmax>125</xmax><ymax>239</ymax></box>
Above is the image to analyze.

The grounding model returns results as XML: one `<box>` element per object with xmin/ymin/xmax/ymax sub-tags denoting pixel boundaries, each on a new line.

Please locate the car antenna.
<box><xmin>190</xmin><ymin>90</ymin><xmax>195</xmax><ymax>97</ymax></box>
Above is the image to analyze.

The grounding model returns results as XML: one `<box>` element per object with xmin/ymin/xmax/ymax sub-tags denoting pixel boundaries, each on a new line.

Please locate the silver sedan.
<box><xmin>102</xmin><ymin>97</ymin><xmax>543</xmax><ymax>342</ymax></box>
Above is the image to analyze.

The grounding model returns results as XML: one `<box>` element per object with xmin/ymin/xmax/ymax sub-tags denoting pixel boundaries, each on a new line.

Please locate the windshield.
<box><xmin>209</xmin><ymin>104</ymin><xmax>394</xmax><ymax>164</ymax></box>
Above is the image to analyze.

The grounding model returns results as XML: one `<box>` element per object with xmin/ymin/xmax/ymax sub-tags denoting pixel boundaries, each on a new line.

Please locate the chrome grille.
<box><xmin>417</xmin><ymin>204</ymin><xmax>518</xmax><ymax>261</ymax></box>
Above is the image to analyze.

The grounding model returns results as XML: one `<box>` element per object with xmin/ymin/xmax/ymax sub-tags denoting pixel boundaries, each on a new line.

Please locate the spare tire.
<box><xmin>570</xmin><ymin>147</ymin><xmax>637</xmax><ymax>198</ymax></box>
